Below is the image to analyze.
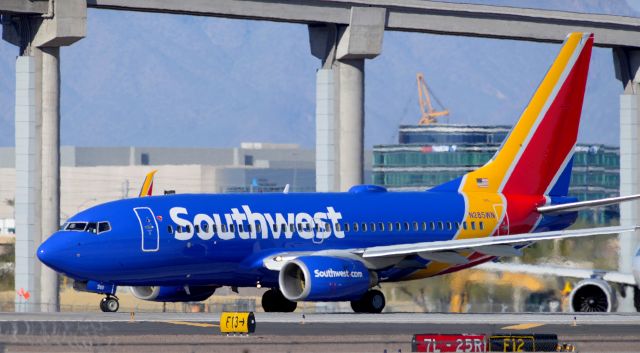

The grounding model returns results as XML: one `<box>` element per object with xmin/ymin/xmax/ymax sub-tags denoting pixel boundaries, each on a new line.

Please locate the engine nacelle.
<box><xmin>130</xmin><ymin>285</ymin><xmax>217</xmax><ymax>302</ymax></box>
<box><xmin>279</xmin><ymin>256</ymin><xmax>376</xmax><ymax>301</ymax></box>
<box><xmin>569</xmin><ymin>278</ymin><xmax>616</xmax><ymax>312</ymax></box>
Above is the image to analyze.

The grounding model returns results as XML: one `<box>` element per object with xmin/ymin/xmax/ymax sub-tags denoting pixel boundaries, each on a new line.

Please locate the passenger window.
<box><xmin>305</xmin><ymin>223</ymin><xmax>311</xmax><ymax>231</ymax></box>
<box><xmin>353</xmin><ymin>223</ymin><xmax>359</xmax><ymax>232</ymax></box>
<box><xmin>404</xmin><ymin>222</ymin><xmax>410</xmax><ymax>231</ymax></box>
<box><xmin>229</xmin><ymin>224</ymin><xmax>235</xmax><ymax>233</ymax></box>
<box><xmin>479</xmin><ymin>222</ymin><xmax>484</xmax><ymax>230</ymax></box>
<box><xmin>272</xmin><ymin>224</ymin><xmax>278</xmax><ymax>232</ymax></box>
<box><xmin>336</xmin><ymin>223</ymin><xmax>342</xmax><ymax>232</ymax></box>
<box><xmin>201</xmin><ymin>223</ymin><xmax>208</xmax><ymax>232</ymax></box>
<box><xmin>345</xmin><ymin>223</ymin><xmax>350</xmax><ymax>232</ymax></box>
<box><xmin>167</xmin><ymin>225</ymin><xmax>174</xmax><ymax>234</ymax></box>
<box><xmin>463</xmin><ymin>222</ymin><xmax>468</xmax><ymax>230</ymax></box>
<box><xmin>212</xmin><ymin>224</ymin><xmax>217</xmax><ymax>233</ymax></box>
<box><xmin>255</xmin><ymin>224</ymin><xmax>260</xmax><ymax>233</ymax></box>
<box><xmin>378</xmin><ymin>222</ymin><xmax>384</xmax><ymax>231</ymax></box>
<box><xmin>447</xmin><ymin>222</ymin><xmax>453</xmax><ymax>230</ymax></box>
<box><xmin>430</xmin><ymin>222</ymin><xmax>435</xmax><ymax>231</ymax></box>
<box><xmin>98</xmin><ymin>222</ymin><xmax>111</xmax><ymax>234</ymax></box>
<box><xmin>237</xmin><ymin>224</ymin><xmax>243</xmax><ymax>232</ymax></box>
<box><xmin>456</xmin><ymin>222</ymin><xmax>461</xmax><ymax>230</ymax></box>
<box><xmin>297</xmin><ymin>223</ymin><xmax>303</xmax><ymax>232</ymax></box>
<box><xmin>325</xmin><ymin>223</ymin><xmax>330</xmax><ymax>232</ymax></box>
<box><xmin>395</xmin><ymin>222</ymin><xmax>401</xmax><ymax>231</ymax></box>
<box><xmin>221</xmin><ymin>224</ymin><xmax>228</xmax><ymax>232</ymax></box>
<box><xmin>413</xmin><ymin>222</ymin><xmax>419</xmax><ymax>231</ymax></box>
<box><xmin>290</xmin><ymin>224</ymin><xmax>295</xmax><ymax>232</ymax></box>
<box><xmin>194</xmin><ymin>225</ymin><xmax>200</xmax><ymax>233</ymax></box>
<box><xmin>387</xmin><ymin>222</ymin><xmax>393</xmax><ymax>231</ymax></box>
<box><xmin>361</xmin><ymin>223</ymin><xmax>367</xmax><ymax>232</ymax></box>
<box><xmin>370</xmin><ymin>223</ymin><xmax>376</xmax><ymax>232</ymax></box>
<box><xmin>438</xmin><ymin>221</ymin><xmax>444</xmax><ymax>230</ymax></box>
<box><xmin>422</xmin><ymin>222</ymin><xmax>427</xmax><ymax>231</ymax></box>
<box><xmin>185</xmin><ymin>225</ymin><xmax>191</xmax><ymax>233</ymax></box>
<box><xmin>471</xmin><ymin>221</ymin><xmax>476</xmax><ymax>230</ymax></box>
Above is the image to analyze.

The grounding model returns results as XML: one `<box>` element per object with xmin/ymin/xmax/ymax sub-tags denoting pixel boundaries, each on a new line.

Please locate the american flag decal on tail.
<box><xmin>476</xmin><ymin>178</ymin><xmax>489</xmax><ymax>188</ymax></box>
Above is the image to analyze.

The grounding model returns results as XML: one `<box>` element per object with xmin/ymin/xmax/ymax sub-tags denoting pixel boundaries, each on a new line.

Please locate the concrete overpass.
<box><xmin>3</xmin><ymin>0</ymin><xmax>640</xmax><ymax>312</ymax></box>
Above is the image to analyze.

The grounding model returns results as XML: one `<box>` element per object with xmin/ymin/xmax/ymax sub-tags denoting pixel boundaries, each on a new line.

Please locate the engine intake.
<box><xmin>279</xmin><ymin>256</ymin><xmax>376</xmax><ymax>301</ymax></box>
<box><xmin>130</xmin><ymin>285</ymin><xmax>217</xmax><ymax>302</ymax></box>
<box><xmin>569</xmin><ymin>278</ymin><xmax>615</xmax><ymax>312</ymax></box>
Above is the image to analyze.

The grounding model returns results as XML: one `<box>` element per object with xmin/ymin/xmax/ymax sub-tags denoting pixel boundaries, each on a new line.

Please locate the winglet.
<box><xmin>283</xmin><ymin>184</ymin><xmax>290</xmax><ymax>194</ymax></box>
<box><xmin>138</xmin><ymin>170</ymin><xmax>157</xmax><ymax>197</ymax></box>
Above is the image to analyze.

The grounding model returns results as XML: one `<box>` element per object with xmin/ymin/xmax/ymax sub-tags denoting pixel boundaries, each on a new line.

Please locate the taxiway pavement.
<box><xmin>0</xmin><ymin>312</ymin><xmax>638</xmax><ymax>352</ymax></box>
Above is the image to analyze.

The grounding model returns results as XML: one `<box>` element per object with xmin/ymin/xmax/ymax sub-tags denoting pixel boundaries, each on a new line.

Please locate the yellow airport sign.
<box><xmin>220</xmin><ymin>312</ymin><xmax>256</xmax><ymax>334</ymax></box>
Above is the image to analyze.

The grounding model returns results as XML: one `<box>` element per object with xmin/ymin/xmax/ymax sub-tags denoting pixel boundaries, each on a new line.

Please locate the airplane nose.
<box><xmin>37</xmin><ymin>233</ymin><xmax>67</xmax><ymax>271</ymax></box>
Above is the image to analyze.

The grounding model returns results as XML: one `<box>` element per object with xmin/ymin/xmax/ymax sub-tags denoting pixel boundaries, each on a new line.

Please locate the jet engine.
<box><xmin>279</xmin><ymin>255</ymin><xmax>377</xmax><ymax>301</ymax></box>
<box><xmin>130</xmin><ymin>285</ymin><xmax>217</xmax><ymax>302</ymax></box>
<box><xmin>569</xmin><ymin>278</ymin><xmax>616</xmax><ymax>312</ymax></box>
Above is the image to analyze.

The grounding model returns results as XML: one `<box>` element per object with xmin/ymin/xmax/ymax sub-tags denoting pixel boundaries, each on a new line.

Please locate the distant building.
<box><xmin>373</xmin><ymin>125</ymin><xmax>619</xmax><ymax>224</ymax></box>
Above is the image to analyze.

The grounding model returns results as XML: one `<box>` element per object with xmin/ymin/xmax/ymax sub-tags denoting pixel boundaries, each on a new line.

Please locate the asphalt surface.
<box><xmin>0</xmin><ymin>312</ymin><xmax>638</xmax><ymax>352</ymax></box>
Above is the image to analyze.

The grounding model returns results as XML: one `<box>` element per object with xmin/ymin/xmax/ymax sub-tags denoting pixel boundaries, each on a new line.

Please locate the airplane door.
<box><xmin>134</xmin><ymin>207</ymin><xmax>159</xmax><ymax>252</ymax></box>
<box><xmin>493</xmin><ymin>204</ymin><xmax>509</xmax><ymax>236</ymax></box>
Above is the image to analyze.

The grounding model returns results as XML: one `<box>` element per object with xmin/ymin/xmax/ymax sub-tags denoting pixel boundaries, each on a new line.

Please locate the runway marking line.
<box><xmin>501</xmin><ymin>323</ymin><xmax>545</xmax><ymax>330</ymax></box>
<box><xmin>164</xmin><ymin>320</ymin><xmax>219</xmax><ymax>328</ymax></box>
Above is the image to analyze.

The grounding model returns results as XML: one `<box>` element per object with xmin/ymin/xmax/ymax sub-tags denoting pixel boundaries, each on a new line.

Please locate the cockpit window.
<box><xmin>64</xmin><ymin>221</ymin><xmax>111</xmax><ymax>234</ymax></box>
<box><xmin>65</xmin><ymin>222</ymin><xmax>87</xmax><ymax>231</ymax></box>
<box><xmin>98</xmin><ymin>222</ymin><xmax>111</xmax><ymax>234</ymax></box>
<box><xmin>86</xmin><ymin>223</ymin><xmax>98</xmax><ymax>234</ymax></box>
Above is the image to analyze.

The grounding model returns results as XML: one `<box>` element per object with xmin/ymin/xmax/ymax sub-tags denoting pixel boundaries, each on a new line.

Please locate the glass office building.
<box><xmin>373</xmin><ymin>125</ymin><xmax>619</xmax><ymax>224</ymax></box>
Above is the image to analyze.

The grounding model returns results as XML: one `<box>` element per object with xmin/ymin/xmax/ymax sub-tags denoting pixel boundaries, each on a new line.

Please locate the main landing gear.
<box><xmin>100</xmin><ymin>295</ymin><xmax>120</xmax><ymax>312</ymax></box>
<box><xmin>351</xmin><ymin>290</ymin><xmax>385</xmax><ymax>313</ymax></box>
<box><xmin>262</xmin><ymin>288</ymin><xmax>297</xmax><ymax>312</ymax></box>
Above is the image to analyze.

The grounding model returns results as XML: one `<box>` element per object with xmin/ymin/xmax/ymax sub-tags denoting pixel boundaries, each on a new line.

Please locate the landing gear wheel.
<box><xmin>351</xmin><ymin>290</ymin><xmax>385</xmax><ymax>313</ymax></box>
<box><xmin>262</xmin><ymin>288</ymin><xmax>297</xmax><ymax>312</ymax></box>
<box><xmin>100</xmin><ymin>295</ymin><xmax>120</xmax><ymax>312</ymax></box>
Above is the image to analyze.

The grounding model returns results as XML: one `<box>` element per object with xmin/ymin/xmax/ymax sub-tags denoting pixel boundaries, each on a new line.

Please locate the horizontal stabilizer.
<box><xmin>537</xmin><ymin>194</ymin><xmax>640</xmax><ymax>215</ymax></box>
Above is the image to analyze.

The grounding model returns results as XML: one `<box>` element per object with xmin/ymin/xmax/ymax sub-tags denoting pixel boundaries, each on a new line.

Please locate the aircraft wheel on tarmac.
<box><xmin>351</xmin><ymin>290</ymin><xmax>385</xmax><ymax>313</ymax></box>
<box><xmin>262</xmin><ymin>288</ymin><xmax>297</xmax><ymax>312</ymax></box>
<box><xmin>100</xmin><ymin>296</ymin><xmax>120</xmax><ymax>312</ymax></box>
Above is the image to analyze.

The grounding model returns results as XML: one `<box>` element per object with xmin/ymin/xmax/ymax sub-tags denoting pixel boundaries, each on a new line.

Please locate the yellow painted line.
<box><xmin>501</xmin><ymin>323</ymin><xmax>545</xmax><ymax>330</ymax></box>
<box><xmin>164</xmin><ymin>320</ymin><xmax>219</xmax><ymax>328</ymax></box>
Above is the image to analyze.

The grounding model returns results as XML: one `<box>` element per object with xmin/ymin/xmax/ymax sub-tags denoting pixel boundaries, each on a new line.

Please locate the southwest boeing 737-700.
<box><xmin>37</xmin><ymin>32</ymin><xmax>640</xmax><ymax>313</ymax></box>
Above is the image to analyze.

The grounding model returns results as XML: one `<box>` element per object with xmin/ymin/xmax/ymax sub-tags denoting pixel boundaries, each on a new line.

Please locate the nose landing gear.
<box><xmin>100</xmin><ymin>295</ymin><xmax>120</xmax><ymax>312</ymax></box>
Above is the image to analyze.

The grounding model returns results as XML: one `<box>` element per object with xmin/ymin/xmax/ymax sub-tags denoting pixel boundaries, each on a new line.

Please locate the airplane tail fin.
<box><xmin>460</xmin><ymin>32</ymin><xmax>593</xmax><ymax>197</ymax></box>
<box><xmin>138</xmin><ymin>170</ymin><xmax>157</xmax><ymax>197</ymax></box>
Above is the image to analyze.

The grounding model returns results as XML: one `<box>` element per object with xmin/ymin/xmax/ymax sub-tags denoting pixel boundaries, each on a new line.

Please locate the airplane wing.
<box><xmin>361</xmin><ymin>225</ymin><xmax>637</xmax><ymax>258</ymax></box>
<box><xmin>537</xmin><ymin>194</ymin><xmax>640</xmax><ymax>215</ymax></box>
<box><xmin>138</xmin><ymin>170</ymin><xmax>157</xmax><ymax>197</ymax></box>
<box><xmin>476</xmin><ymin>262</ymin><xmax>636</xmax><ymax>286</ymax></box>
<box><xmin>262</xmin><ymin>225</ymin><xmax>636</xmax><ymax>271</ymax></box>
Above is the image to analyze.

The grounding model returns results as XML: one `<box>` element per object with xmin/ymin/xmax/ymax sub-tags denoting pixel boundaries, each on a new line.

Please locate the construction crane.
<box><xmin>416</xmin><ymin>72</ymin><xmax>449</xmax><ymax>125</ymax></box>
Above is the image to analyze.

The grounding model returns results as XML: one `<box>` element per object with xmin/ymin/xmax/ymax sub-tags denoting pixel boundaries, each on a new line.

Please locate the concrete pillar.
<box><xmin>315</xmin><ymin>69</ymin><xmax>336</xmax><ymax>192</ymax></box>
<box><xmin>5</xmin><ymin>0</ymin><xmax>86</xmax><ymax>313</ymax></box>
<box><xmin>337</xmin><ymin>59</ymin><xmax>365</xmax><ymax>191</ymax></box>
<box><xmin>14</xmin><ymin>53</ymin><xmax>42</xmax><ymax>313</ymax></box>
<box><xmin>40</xmin><ymin>46</ymin><xmax>60</xmax><ymax>312</ymax></box>
<box><xmin>308</xmin><ymin>7</ymin><xmax>385</xmax><ymax>192</ymax></box>
<box><xmin>614</xmin><ymin>47</ymin><xmax>640</xmax><ymax>312</ymax></box>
